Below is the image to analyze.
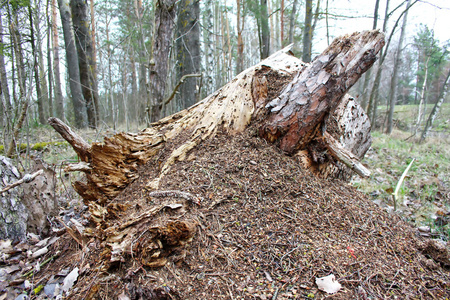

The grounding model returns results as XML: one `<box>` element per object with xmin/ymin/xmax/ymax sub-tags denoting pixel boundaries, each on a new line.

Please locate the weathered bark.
<box><xmin>261</xmin><ymin>31</ymin><xmax>384</xmax><ymax>154</ymax></box>
<box><xmin>148</xmin><ymin>0</ymin><xmax>177</xmax><ymax>122</ymax></box>
<box><xmin>175</xmin><ymin>0</ymin><xmax>201</xmax><ymax>111</ymax></box>
<box><xmin>58</xmin><ymin>0</ymin><xmax>87</xmax><ymax>128</ymax></box>
<box><xmin>50</xmin><ymin>31</ymin><xmax>384</xmax><ymax>205</ymax></box>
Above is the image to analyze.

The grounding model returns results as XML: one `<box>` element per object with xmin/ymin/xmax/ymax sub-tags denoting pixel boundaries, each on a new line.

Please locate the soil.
<box><xmin>3</xmin><ymin>127</ymin><xmax>450</xmax><ymax>299</ymax></box>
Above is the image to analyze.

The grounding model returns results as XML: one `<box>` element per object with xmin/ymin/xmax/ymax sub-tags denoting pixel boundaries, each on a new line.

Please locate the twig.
<box><xmin>1</xmin><ymin>169</ymin><xmax>43</xmax><ymax>193</ymax></box>
<box><xmin>163</xmin><ymin>73</ymin><xmax>202</xmax><ymax>106</ymax></box>
<box><xmin>23</xmin><ymin>255</ymin><xmax>58</xmax><ymax>277</ymax></box>
<box><xmin>148</xmin><ymin>190</ymin><xmax>202</xmax><ymax>205</ymax></box>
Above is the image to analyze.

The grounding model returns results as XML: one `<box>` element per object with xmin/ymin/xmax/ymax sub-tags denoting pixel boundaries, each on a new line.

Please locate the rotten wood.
<box><xmin>322</xmin><ymin>131</ymin><xmax>371</xmax><ymax>178</ymax></box>
<box><xmin>49</xmin><ymin>31</ymin><xmax>384</xmax><ymax>206</ymax></box>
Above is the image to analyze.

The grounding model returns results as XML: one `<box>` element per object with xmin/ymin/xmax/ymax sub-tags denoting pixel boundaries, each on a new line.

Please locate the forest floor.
<box><xmin>1</xmin><ymin>113</ymin><xmax>450</xmax><ymax>299</ymax></box>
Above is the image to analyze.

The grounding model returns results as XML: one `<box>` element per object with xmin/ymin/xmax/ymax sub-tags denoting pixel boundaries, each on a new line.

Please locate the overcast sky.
<box><xmin>312</xmin><ymin>0</ymin><xmax>450</xmax><ymax>53</ymax></box>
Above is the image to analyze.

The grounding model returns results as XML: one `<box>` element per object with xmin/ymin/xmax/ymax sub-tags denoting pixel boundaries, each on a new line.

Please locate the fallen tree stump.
<box><xmin>50</xmin><ymin>30</ymin><xmax>384</xmax><ymax>206</ymax></box>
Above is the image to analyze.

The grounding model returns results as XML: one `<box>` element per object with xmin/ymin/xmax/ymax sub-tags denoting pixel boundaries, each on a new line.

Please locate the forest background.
<box><xmin>0</xmin><ymin>0</ymin><xmax>449</xmax><ymax>182</ymax></box>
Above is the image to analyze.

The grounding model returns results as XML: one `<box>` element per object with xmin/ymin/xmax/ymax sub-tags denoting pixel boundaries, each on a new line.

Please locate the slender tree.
<box><xmin>386</xmin><ymin>0</ymin><xmax>411</xmax><ymax>134</ymax></box>
<box><xmin>28</xmin><ymin>3</ymin><xmax>46</xmax><ymax>125</ymax></box>
<box><xmin>0</xmin><ymin>13</ymin><xmax>12</xmax><ymax>115</ymax></box>
<box><xmin>420</xmin><ymin>67</ymin><xmax>450</xmax><ymax>142</ymax></box>
<box><xmin>302</xmin><ymin>0</ymin><xmax>313</xmax><ymax>62</ymax></box>
<box><xmin>288</xmin><ymin>0</ymin><xmax>298</xmax><ymax>44</ymax></box>
<box><xmin>51</xmin><ymin>0</ymin><xmax>64</xmax><ymax>120</ymax></box>
<box><xmin>260</xmin><ymin>0</ymin><xmax>270</xmax><ymax>58</ymax></box>
<box><xmin>236</xmin><ymin>0</ymin><xmax>245</xmax><ymax>73</ymax></box>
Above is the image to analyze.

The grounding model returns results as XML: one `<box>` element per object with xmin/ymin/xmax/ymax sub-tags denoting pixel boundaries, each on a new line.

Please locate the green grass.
<box><xmin>353</xmin><ymin>103</ymin><xmax>450</xmax><ymax>240</ymax></box>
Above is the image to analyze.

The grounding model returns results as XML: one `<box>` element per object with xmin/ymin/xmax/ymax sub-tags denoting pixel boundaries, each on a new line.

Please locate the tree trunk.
<box><xmin>420</xmin><ymin>68</ymin><xmax>450</xmax><ymax>142</ymax></box>
<box><xmin>236</xmin><ymin>0</ymin><xmax>244</xmax><ymax>74</ymax></box>
<box><xmin>288</xmin><ymin>0</ymin><xmax>298</xmax><ymax>44</ymax></box>
<box><xmin>302</xmin><ymin>0</ymin><xmax>313</xmax><ymax>62</ymax></box>
<box><xmin>58</xmin><ymin>0</ymin><xmax>87</xmax><ymax>128</ymax></box>
<box><xmin>29</xmin><ymin>4</ymin><xmax>46</xmax><ymax>125</ymax></box>
<box><xmin>175</xmin><ymin>0</ymin><xmax>201</xmax><ymax>111</ymax></box>
<box><xmin>203</xmin><ymin>0</ymin><xmax>215</xmax><ymax>96</ymax></box>
<box><xmin>260</xmin><ymin>0</ymin><xmax>270</xmax><ymax>59</ymax></box>
<box><xmin>386</xmin><ymin>0</ymin><xmax>411</xmax><ymax>134</ymax></box>
<box><xmin>52</xmin><ymin>0</ymin><xmax>64</xmax><ymax>120</ymax></box>
<box><xmin>70</xmin><ymin>0</ymin><xmax>99</xmax><ymax>129</ymax></box>
<box><xmin>0</xmin><ymin>13</ymin><xmax>12</xmax><ymax>114</ymax></box>
<box><xmin>148</xmin><ymin>0</ymin><xmax>177</xmax><ymax>123</ymax></box>
<box><xmin>50</xmin><ymin>30</ymin><xmax>384</xmax><ymax>205</ymax></box>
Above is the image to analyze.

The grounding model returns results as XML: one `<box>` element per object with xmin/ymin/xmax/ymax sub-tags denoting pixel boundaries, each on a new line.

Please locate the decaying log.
<box><xmin>261</xmin><ymin>30</ymin><xmax>385</xmax><ymax>153</ymax></box>
<box><xmin>50</xmin><ymin>30</ymin><xmax>384</xmax><ymax>205</ymax></box>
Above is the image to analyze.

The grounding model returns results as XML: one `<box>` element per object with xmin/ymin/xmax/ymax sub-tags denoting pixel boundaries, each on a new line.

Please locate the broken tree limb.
<box><xmin>260</xmin><ymin>30</ymin><xmax>385</xmax><ymax>153</ymax></box>
<box><xmin>321</xmin><ymin>131</ymin><xmax>371</xmax><ymax>178</ymax></box>
<box><xmin>0</xmin><ymin>169</ymin><xmax>44</xmax><ymax>193</ymax></box>
<box><xmin>48</xmin><ymin>117</ymin><xmax>91</xmax><ymax>162</ymax></box>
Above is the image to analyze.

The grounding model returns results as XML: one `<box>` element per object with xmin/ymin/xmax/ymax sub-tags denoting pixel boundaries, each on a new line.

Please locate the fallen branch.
<box><xmin>0</xmin><ymin>169</ymin><xmax>44</xmax><ymax>193</ymax></box>
<box><xmin>48</xmin><ymin>117</ymin><xmax>91</xmax><ymax>161</ymax></box>
<box><xmin>322</xmin><ymin>131</ymin><xmax>371</xmax><ymax>178</ymax></box>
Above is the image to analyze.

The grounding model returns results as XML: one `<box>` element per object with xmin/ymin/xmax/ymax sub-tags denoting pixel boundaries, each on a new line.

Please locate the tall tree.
<box><xmin>302</xmin><ymin>0</ymin><xmax>313</xmax><ymax>62</ymax></box>
<box><xmin>51</xmin><ymin>0</ymin><xmax>64</xmax><ymax>120</ymax></box>
<box><xmin>175</xmin><ymin>0</ymin><xmax>201</xmax><ymax>111</ymax></box>
<box><xmin>386</xmin><ymin>0</ymin><xmax>411</xmax><ymax>134</ymax></box>
<box><xmin>420</xmin><ymin>67</ymin><xmax>450</xmax><ymax>142</ymax></box>
<box><xmin>148</xmin><ymin>0</ymin><xmax>177</xmax><ymax>123</ymax></box>
<box><xmin>361</xmin><ymin>0</ymin><xmax>381</xmax><ymax>110</ymax></box>
<box><xmin>203</xmin><ymin>0</ymin><xmax>215</xmax><ymax>96</ymax></box>
<box><xmin>0</xmin><ymin>13</ymin><xmax>12</xmax><ymax>116</ymax></box>
<box><xmin>70</xmin><ymin>0</ymin><xmax>99</xmax><ymax>128</ymax></box>
<box><xmin>236</xmin><ymin>0</ymin><xmax>245</xmax><ymax>73</ymax></box>
<box><xmin>260</xmin><ymin>0</ymin><xmax>270</xmax><ymax>58</ymax></box>
<box><xmin>28</xmin><ymin>3</ymin><xmax>46</xmax><ymax>125</ymax></box>
<box><xmin>288</xmin><ymin>0</ymin><xmax>298</xmax><ymax>44</ymax></box>
<box><xmin>58</xmin><ymin>0</ymin><xmax>87</xmax><ymax>128</ymax></box>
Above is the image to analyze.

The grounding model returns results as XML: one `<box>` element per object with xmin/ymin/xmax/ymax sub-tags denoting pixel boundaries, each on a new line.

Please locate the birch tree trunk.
<box><xmin>420</xmin><ymin>68</ymin><xmax>450</xmax><ymax>142</ymax></box>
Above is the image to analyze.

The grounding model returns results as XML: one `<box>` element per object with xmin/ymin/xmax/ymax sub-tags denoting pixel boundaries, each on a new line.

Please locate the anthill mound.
<box><xmin>31</xmin><ymin>128</ymin><xmax>450</xmax><ymax>299</ymax></box>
